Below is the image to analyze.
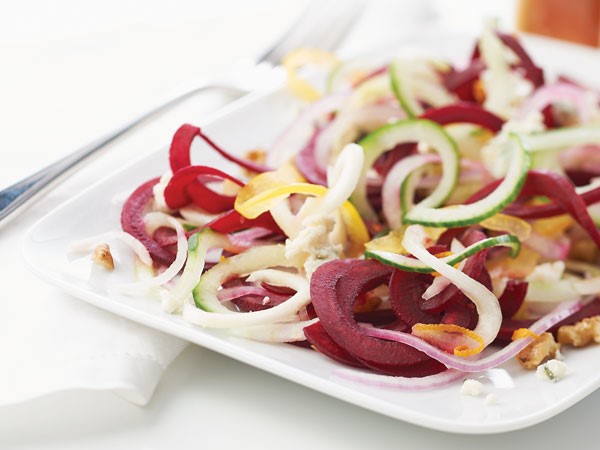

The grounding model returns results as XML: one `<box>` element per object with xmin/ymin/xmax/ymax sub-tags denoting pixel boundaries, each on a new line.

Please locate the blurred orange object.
<box><xmin>517</xmin><ymin>0</ymin><xmax>600</xmax><ymax>47</ymax></box>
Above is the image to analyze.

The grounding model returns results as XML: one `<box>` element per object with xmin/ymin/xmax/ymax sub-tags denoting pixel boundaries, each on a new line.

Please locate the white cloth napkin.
<box><xmin>0</xmin><ymin>198</ymin><xmax>188</xmax><ymax>406</ymax></box>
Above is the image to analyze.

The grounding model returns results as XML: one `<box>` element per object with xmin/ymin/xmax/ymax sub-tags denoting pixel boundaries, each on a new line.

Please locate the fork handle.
<box><xmin>0</xmin><ymin>81</ymin><xmax>244</xmax><ymax>226</ymax></box>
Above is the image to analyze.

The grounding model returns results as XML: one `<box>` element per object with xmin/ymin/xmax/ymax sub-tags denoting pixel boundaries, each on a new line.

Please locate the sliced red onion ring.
<box><xmin>228</xmin><ymin>227</ymin><xmax>275</xmax><ymax>249</ymax></box>
<box><xmin>417</xmin><ymin>159</ymin><xmax>490</xmax><ymax>190</ymax></box>
<box><xmin>332</xmin><ymin>367</ymin><xmax>466</xmax><ymax>390</ymax></box>
<box><xmin>217</xmin><ymin>285</ymin><xmax>270</xmax><ymax>303</ymax></box>
<box><xmin>525</xmin><ymin>232</ymin><xmax>571</xmax><ymax>261</ymax></box>
<box><xmin>517</xmin><ymin>82</ymin><xmax>594</xmax><ymax>123</ymax></box>
<box><xmin>314</xmin><ymin>102</ymin><xmax>405</xmax><ymax>171</ymax></box>
<box><xmin>420</xmin><ymin>102</ymin><xmax>504</xmax><ymax>132</ymax></box>
<box><xmin>121</xmin><ymin>178</ymin><xmax>176</xmax><ymax>266</ymax></box>
<box><xmin>362</xmin><ymin>298</ymin><xmax>584</xmax><ymax>372</ymax></box>
<box><xmin>155</xmin><ymin>225</ymin><xmax>276</xmax><ymax>254</ymax></box>
<box><xmin>381</xmin><ymin>154</ymin><xmax>439</xmax><ymax>229</ymax></box>
<box><xmin>267</xmin><ymin>93</ymin><xmax>349</xmax><ymax>167</ymax></box>
<box><xmin>295</xmin><ymin>127</ymin><xmax>328</xmax><ymax>185</ymax></box>
<box><xmin>560</xmin><ymin>145</ymin><xmax>600</xmax><ymax>176</ymax></box>
<box><xmin>117</xmin><ymin>212</ymin><xmax>188</xmax><ymax>295</ymax></box>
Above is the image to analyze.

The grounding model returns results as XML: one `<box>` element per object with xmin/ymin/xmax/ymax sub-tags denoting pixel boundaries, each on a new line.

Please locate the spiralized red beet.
<box><xmin>166</xmin><ymin>124</ymin><xmax>271</xmax><ymax>214</ymax></box>
<box><xmin>152</xmin><ymin>226</ymin><xmax>177</xmax><ymax>248</ymax></box>
<box><xmin>390</xmin><ymin>229</ymin><xmax>486</xmax><ymax>331</ymax></box>
<box><xmin>372</xmin><ymin>143</ymin><xmax>416</xmax><ymax>178</ymax></box>
<box><xmin>309</xmin><ymin>259</ymin><xmax>446</xmax><ymax>377</ymax></box>
<box><xmin>169</xmin><ymin>124</ymin><xmax>271</xmax><ymax>174</ymax></box>
<box><xmin>420</xmin><ymin>102</ymin><xmax>504</xmax><ymax>132</ymax></box>
<box><xmin>498</xmin><ymin>280</ymin><xmax>528</xmax><ymax>319</ymax></box>
<box><xmin>122</xmin><ymin>176</ymin><xmax>282</xmax><ymax>266</ymax></box>
<box><xmin>469</xmin><ymin>170</ymin><xmax>600</xmax><ymax>248</ymax></box>
<box><xmin>304</xmin><ymin>321</ymin><xmax>365</xmax><ymax>368</ymax></box>
<box><xmin>420</xmin><ymin>229</ymin><xmax>489</xmax><ymax>316</ymax></box>
<box><xmin>354</xmin><ymin>309</ymin><xmax>400</xmax><ymax>327</ymax></box>
<box><xmin>510</xmin><ymin>186</ymin><xmax>600</xmax><ymax>219</ymax></box>
<box><xmin>163</xmin><ymin>165</ymin><xmax>244</xmax><ymax>212</ymax></box>
<box><xmin>566</xmin><ymin>169</ymin><xmax>599</xmax><ymax>187</ymax></box>
<box><xmin>445</xmin><ymin>32</ymin><xmax>543</xmax><ymax>103</ymax></box>
<box><xmin>495</xmin><ymin>297</ymin><xmax>600</xmax><ymax>344</ymax></box>
<box><xmin>220</xmin><ymin>278</ymin><xmax>290</xmax><ymax>312</ymax></box>
<box><xmin>204</xmin><ymin>209</ymin><xmax>282</xmax><ymax>235</ymax></box>
<box><xmin>121</xmin><ymin>178</ymin><xmax>176</xmax><ymax>266</ymax></box>
<box><xmin>470</xmin><ymin>32</ymin><xmax>544</xmax><ymax>88</ymax></box>
<box><xmin>389</xmin><ymin>270</ymin><xmax>474</xmax><ymax>329</ymax></box>
<box><xmin>497</xmin><ymin>33</ymin><xmax>545</xmax><ymax>87</ymax></box>
<box><xmin>443</xmin><ymin>60</ymin><xmax>485</xmax><ymax>102</ymax></box>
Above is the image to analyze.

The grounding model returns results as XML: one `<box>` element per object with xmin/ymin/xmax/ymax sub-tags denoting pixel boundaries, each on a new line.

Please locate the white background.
<box><xmin>2</xmin><ymin>0</ymin><xmax>600</xmax><ymax>448</ymax></box>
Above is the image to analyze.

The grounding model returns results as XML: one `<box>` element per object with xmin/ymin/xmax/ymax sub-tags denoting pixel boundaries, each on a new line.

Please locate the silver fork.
<box><xmin>0</xmin><ymin>0</ymin><xmax>365</xmax><ymax>226</ymax></box>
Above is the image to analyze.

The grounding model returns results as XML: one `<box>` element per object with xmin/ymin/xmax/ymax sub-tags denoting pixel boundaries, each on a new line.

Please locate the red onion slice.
<box><xmin>332</xmin><ymin>367</ymin><xmax>466</xmax><ymax>390</ymax></box>
<box><xmin>381</xmin><ymin>154</ymin><xmax>440</xmax><ymax>229</ymax></box>
<box><xmin>267</xmin><ymin>93</ymin><xmax>349</xmax><ymax>167</ymax></box>
<box><xmin>362</xmin><ymin>298</ymin><xmax>584</xmax><ymax>372</ymax></box>
<box><xmin>517</xmin><ymin>82</ymin><xmax>595</xmax><ymax>123</ymax></box>
<box><xmin>314</xmin><ymin>102</ymin><xmax>405</xmax><ymax>171</ymax></box>
<box><xmin>217</xmin><ymin>285</ymin><xmax>270</xmax><ymax>303</ymax></box>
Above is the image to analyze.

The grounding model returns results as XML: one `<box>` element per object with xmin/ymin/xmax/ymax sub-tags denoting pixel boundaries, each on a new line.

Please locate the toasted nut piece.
<box><xmin>557</xmin><ymin>316</ymin><xmax>600</xmax><ymax>347</ymax></box>
<box><xmin>92</xmin><ymin>243</ymin><xmax>114</xmax><ymax>271</ymax></box>
<box><xmin>517</xmin><ymin>332</ymin><xmax>560</xmax><ymax>370</ymax></box>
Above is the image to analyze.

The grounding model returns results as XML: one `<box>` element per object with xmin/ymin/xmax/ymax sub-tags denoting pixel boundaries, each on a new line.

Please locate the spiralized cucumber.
<box><xmin>390</xmin><ymin>58</ymin><xmax>455</xmax><ymax>118</ymax></box>
<box><xmin>404</xmin><ymin>133</ymin><xmax>530</xmax><ymax>227</ymax></box>
<box><xmin>525</xmin><ymin>125</ymin><xmax>600</xmax><ymax>152</ymax></box>
<box><xmin>351</xmin><ymin>119</ymin><xmax>460</xmax><ymax>222</ymax></box>
<box><xmin>366</xmin><ymin>233</ymin><xmax>520</xmax><ymax>273</ymax></box>
<box><xmin>186</xmin><ymin>244</ymin><xmax>310</xmax><ymax>329</ymax></box>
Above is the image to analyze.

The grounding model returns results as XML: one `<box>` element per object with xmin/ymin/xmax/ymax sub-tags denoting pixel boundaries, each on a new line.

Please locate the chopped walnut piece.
<box><xmin>516</xmin><ymin>332</ymin><xmax>561</xmax><ymax>370</ymax></box>
<box><xmin>557</xmin><ymin>316</ymin><xmax>600</xmax><ymax>347</ymax></box>
<box><xmin>92</xmin><ymin>243</ymin><xmax>114</xmax><ymax>271</ymax></box>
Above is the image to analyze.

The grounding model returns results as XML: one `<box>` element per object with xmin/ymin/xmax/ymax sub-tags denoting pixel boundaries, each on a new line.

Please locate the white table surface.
<box><xmin>2</xmin><ymin>0</ymin><xmax>599</xmax><ymax>447</ymax></box>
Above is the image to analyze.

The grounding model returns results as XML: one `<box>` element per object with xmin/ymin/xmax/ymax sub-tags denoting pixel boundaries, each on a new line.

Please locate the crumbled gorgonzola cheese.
<box><xmin>484</xmin><ymin>393</ymin><xmax>498</xmax><ymax>406</ymax></box>
<box><xmin>536</xmin><ymin>359</ymin><xmax>568</xmax><ymax>382</ymax></box>
<box><xmin>460</xmin><ymin>379</ymin><xmax>484</xmax><ymax>397</ymax></box>
<box><xmin>285</xmin><ymin>214</ymin><xmax>343</xmax><ymax>278</ymax></box>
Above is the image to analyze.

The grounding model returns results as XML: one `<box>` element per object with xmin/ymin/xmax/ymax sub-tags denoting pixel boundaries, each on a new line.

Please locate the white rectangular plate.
<box><xmin>23</xmin><ymin>31</ymin><xmax>600</xmax><ymax>434</ymax></box>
